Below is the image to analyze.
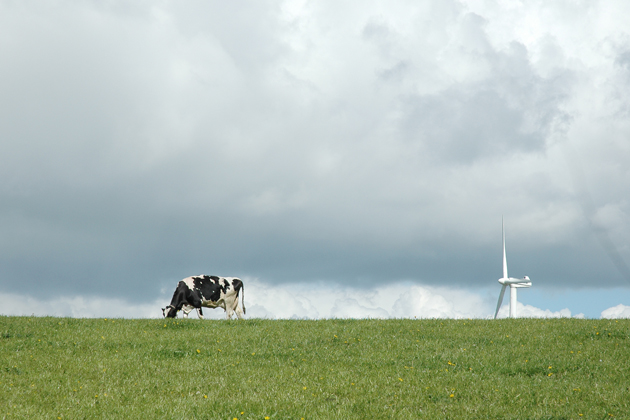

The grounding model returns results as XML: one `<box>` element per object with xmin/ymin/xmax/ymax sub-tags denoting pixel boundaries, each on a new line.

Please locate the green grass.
<box><xmin>1</xmin><ymin>316</ymin><xmax>629</xmax><ymax>419</ymax></box>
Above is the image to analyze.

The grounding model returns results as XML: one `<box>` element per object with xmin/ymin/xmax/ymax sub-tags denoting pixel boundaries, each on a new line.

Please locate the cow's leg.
<box><xmin>233</xmin><ymin>298</ymin><xmax>244</xmax><ymax>319</ymax></box>
<box><xmin>182</xmin><ymin>304</ymin><xmax>194</xmax><ymax>319</ymax></box>
<box><xmin>186</xmin><ymin>293</ymin><xmax>204</xmax><ymax>320</ymax></box>
<box><xmin>224</xmin><ymin>302</ymin><xmax>233</xmax><ymax>320</ymax></box>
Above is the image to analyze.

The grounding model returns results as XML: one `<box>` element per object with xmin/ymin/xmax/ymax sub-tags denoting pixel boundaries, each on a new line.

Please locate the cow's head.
<box><xmin>162</xmin><ymin>305</ymin><xmax>177</xmax><ymax>318</ymax></box>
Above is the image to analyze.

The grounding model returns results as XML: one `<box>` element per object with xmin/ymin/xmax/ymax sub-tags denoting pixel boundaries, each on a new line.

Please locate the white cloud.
<box><xmin>0</xmin><ymin>292</ymin><xmax>165</xmax><ymax>319</ymax></box>
<box><xmin>600</xmin><ymin>304</ymin><xmax>630</xmax><ymax>319</ymax></box>
<box><xmin>494</xmin><ymin>302</ymin><xmax>576</xmax><ymax>319</ymax></box>
<box><xmin>0</xmin><ymin>279</ymin><xmax>594</xmax><ymax>320</ymax></box>
<box><xmin>391</xmin><ymin>285</ymin><xmax>486</xmax><ymax>319</ymax></box>
<box><xmin>242</xmin><ymin>280</ymin><xmax>492</xmax><ymax>319</ymax></box>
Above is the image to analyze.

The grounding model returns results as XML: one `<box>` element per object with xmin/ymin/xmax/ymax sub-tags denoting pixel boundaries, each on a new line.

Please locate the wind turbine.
<box><xmin>494</xmin><ymin>219</ymin><xmax>532</xmax><ymax>319</ymax></box>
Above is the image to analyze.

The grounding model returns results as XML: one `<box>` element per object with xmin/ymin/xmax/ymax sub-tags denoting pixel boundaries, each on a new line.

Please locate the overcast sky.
<box><xmin>1</xmin><ymin>0</ymin><xmax>630</xmax><ymax>319</ymax></box>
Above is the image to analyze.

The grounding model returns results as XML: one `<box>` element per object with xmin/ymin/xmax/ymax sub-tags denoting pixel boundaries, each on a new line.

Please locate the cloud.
<box><xmin>0</xmin><ymin>292</ymin><xmax>164</xmax><ymax>319</ymax></box>
<box><xmin>0</xmin><ymin>279</ymin><xmax>598</xmax><ymax>320</ymax></box>
<box><xmin>600</xmin><ymin>304</ymin><xmax>630</xmax><ymax>319</ymax></box>
<box><xmin>243</xmin><ymin>280</ymin><xmax>493</xmax><ymax>319</ymax></box>
<box><xmin>494</xmin><ymin>303</ymin><xmax>577</xmax><ymax>319</ymax></box>
<box><xmin>1</xmin><ymin>1</ymin><xmax>630</xmax><ymax>302</ymax></box>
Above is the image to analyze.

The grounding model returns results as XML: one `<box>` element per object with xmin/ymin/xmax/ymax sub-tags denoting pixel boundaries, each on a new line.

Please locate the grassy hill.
<box><xmin>1</xmin><ymin>316</ymin><xmax>629</xmax><ymax>419</ymax></box>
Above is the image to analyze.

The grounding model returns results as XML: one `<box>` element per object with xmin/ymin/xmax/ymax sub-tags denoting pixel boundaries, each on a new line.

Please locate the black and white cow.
<box><xmin>162</xmin><ymin>275</ymin><xmax>245</xmax><ymax>320</ymax></box>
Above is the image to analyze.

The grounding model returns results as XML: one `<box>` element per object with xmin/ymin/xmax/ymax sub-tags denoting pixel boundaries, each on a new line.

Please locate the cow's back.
<box><xmin>184</xmin><ymin>275</ymin><xmax>223</xmax><ymax>302</ymax></box>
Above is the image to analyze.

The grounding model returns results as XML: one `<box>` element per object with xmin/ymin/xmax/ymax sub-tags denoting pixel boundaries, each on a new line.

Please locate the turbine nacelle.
<box><xmin>498</xmin><ymin>276</ymin><xmax>531</xmax><ymax>287</ymax></box>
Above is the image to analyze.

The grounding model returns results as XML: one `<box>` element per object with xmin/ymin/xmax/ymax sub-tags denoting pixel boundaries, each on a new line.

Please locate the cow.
<box><xmin>162</xmin><ymin>275</ymin><xmax>245</xmax><ymax>320</ymax></box>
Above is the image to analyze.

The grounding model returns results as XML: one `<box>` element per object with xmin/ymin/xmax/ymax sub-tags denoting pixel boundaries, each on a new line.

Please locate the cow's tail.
<box><xmin>240</xmin><ymin>281</ymin><xmax>246</xmax><ymax>315</ymax></box>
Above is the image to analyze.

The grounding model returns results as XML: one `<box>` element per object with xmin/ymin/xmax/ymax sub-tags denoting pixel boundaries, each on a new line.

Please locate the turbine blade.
<box><xmin>494</xmin><ymin>284</ymin><xmax>507</xmax><ymax>319</ymax></box>
<box><xmin>502</xmin><ymin>218</ymin><xmax>508</xmax><ymax>279</ymax></box>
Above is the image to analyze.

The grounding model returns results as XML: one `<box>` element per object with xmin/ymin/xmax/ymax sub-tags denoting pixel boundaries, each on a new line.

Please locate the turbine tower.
<box><xmin>494</xmin><ymin>219</ymin><xmax>532</xmax><ymax>319</ymax></box>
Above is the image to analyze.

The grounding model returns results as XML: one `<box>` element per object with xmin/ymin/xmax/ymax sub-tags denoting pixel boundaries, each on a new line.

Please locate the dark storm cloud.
<box><xmin>1</xmin><ymin>1</ymin><xmax>629</xmax><ymax>304</ymax></box>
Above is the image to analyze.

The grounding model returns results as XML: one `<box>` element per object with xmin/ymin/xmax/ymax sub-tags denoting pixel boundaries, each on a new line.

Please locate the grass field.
<box><xmin>1</xmin><ymin>316</ymin><xmax>629</xmax><ymax>419</ymax></box>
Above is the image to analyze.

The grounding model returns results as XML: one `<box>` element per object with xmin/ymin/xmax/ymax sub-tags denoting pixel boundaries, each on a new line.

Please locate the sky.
<box><xmin>1</xmin><ymin>0</ymin><xmax>630</xmax><ymax>319</ymax></box>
